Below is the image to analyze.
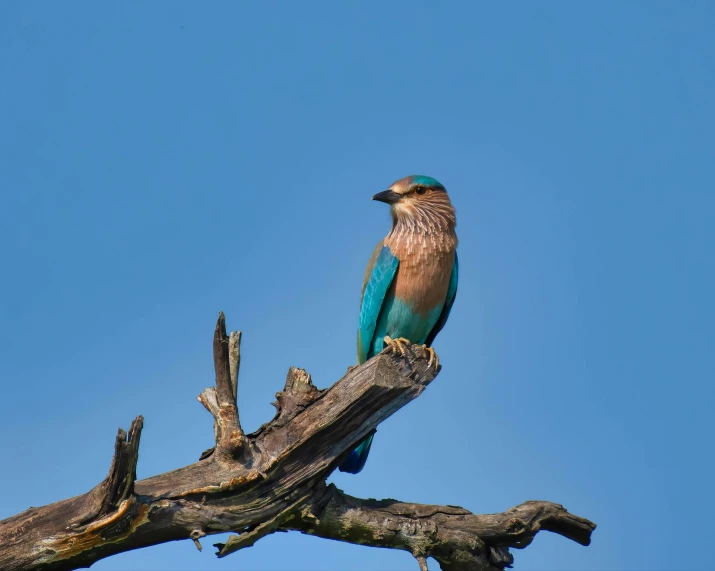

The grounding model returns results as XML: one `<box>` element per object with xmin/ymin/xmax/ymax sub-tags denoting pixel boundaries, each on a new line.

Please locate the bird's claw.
<box><xmin>425</xmin><ymin>347</ymin><xmax>439</xmax><ymax>369</ymax></box>
<box><xmin>383</xmin><ymin>336</ymin><xmax>410</xmax><ymax>358</ymax></box>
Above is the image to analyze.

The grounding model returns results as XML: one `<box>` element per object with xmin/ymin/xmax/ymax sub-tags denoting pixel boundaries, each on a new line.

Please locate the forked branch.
<box><xmin>0</xmin><ymin>312</ymin><xmax>595</xmax><ymax>571</ymax></box>
<box><xmin>197</xmin><ymin>311</ymin><xmax>246</xmax><ymax>460</ymax></box>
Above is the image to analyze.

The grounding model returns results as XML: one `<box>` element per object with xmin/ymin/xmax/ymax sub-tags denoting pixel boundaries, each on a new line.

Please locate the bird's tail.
<box><xmin>338</xmin><ymin>433</ymin><xmax>374</xmax><ymax>474</ymax></box>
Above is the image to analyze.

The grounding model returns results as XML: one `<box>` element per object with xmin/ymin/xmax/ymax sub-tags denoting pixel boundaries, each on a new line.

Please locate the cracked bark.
<box><xmin>0</xmin><ymin>312</ymin><xmax>596</xmax><ymax>571</ymax></box>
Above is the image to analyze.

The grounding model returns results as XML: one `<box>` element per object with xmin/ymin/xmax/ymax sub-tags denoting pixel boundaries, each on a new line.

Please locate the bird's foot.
<box><xmin>424</xmin><ymin>347</ymin><xmax>439</xmax><ymax>369</ymax></box>
<box><xmin>383</xmin><ymin>336</ymin><xmax>410</xmax><ymax>358</ymax></box>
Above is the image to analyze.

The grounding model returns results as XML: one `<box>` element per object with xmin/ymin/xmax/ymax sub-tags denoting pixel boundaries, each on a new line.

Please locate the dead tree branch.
<box><xmin>0</xmin><ymin>312</ymin><xmax>595</xmax><ymax>571</ymax></box>
<box><xmin>284</xmin><ymin>484</ymin><xmax>595</xmax><ymax>571</ymax></box>
<box><xmin>197</xmin><ymin>312</ymin><xmax>246</xmax><ymax>461</ymax></box>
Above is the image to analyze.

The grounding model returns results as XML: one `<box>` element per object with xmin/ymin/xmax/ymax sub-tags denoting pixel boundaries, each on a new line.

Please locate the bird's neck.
<box><xmin>385</xmin><ymin>207</ymin><xmax>458</xmax><ymax>254</ymax></box>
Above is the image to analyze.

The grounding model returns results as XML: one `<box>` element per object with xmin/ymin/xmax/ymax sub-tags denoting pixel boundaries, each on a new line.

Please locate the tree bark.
<box><xmin>0</xmin><ymin>312</ymin><xmax>595</xmax><ymax>571</ymax></box>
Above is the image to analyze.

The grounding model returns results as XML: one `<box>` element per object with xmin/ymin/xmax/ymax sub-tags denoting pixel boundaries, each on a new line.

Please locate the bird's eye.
<box><xmin>415</xmin><ymin>186</ymin><xmax>427</xmax><ymax>195</ymax></box>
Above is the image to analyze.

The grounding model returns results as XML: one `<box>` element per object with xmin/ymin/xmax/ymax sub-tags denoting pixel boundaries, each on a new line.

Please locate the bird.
<box><xmin>338</xmin><ymin>175</ymin><xmax>459</xmax><ymax>474</ymax></box>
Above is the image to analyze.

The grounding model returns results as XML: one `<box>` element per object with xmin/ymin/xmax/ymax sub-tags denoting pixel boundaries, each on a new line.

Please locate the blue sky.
<box><xmin>1</xmin><ymin>2</ymin><xmax>713</xmax><ymax>570</ymax></box>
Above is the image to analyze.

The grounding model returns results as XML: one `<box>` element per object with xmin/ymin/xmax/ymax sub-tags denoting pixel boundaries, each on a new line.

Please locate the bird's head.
<box><xmin>373</xmin><ymin>175</ymin><xmax>456</xmax><ymax>231</ymax></box>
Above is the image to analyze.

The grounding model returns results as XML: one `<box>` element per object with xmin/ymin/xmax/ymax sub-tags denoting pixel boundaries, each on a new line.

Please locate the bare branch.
<box><xmin>0</xmin><ymin>416</ymin><xmax>146</xmax><ymax>571</ymax></box>
<box><xmin>93</xmin><ymin>415</ymin><xmax>143</xmax><ymax>519</ymax></box>
<box><xmin>213</xmin><ymin>311</ymin><xmax>234</xmax><ymax>407</ymax></box>
<box><xmin>229</xmin><ymin>330</ymin><xmax>241</xmax><ymax>402</ymax></box>
<box><xmin>284</xmin><ymin>484</ymin><xmax>596</xmax><ymax>571</ymax></box>
<box><xmin>71</xmin><ymin>415</ymin><xmax>144</xmax><ymax>529</ymax></box>
<box><xmin>268</xmin><ymin>367</ymin><xmax>325</xmax><ymax>429</ymax></box>
<box><xmin>198</xmin><ymin>312</ymin><xmax>246</xmax><ymax>460</ymax></box>
<box><xmin>214</xmin><ymin>490</ymin><xmax>312</xmax><ymax>558</ymax></box>
<box><xmin>0</xmin><ymin>312</ymin><xmax>595</xmax><ymax>571</ymax></box>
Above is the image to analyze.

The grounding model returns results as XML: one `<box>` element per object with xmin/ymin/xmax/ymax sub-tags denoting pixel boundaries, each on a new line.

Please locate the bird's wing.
<box><xmin>360</xmin><ymin>241</ymin><xmax>385</xmax><ymax>303</ymax></box>
<box><xmin>425</xmin><ymin>252</ymin><xmax>459</xmax><ymax>347</ymax></box>
<box><xmin>357</xmin><ymin>243</ymin><xmax>399</xmax><ymax>363</ymax></box>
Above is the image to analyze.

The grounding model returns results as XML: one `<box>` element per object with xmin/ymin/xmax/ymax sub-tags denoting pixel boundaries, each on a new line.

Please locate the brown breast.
<box><xmin>385</xmin><ymin>229</ymin><xmax>457</xmax><ymax>316</ymax></box>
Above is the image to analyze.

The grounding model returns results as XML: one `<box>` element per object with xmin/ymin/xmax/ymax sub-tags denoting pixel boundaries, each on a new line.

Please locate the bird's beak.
<box><xmin>372</xmin><ymin>189</ymin><xmax>402</xmax><ymax>204</ymax></box>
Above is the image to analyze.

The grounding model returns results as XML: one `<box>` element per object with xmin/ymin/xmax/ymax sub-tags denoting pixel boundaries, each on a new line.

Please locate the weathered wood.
<box><xmin>210</xmin><ymin>311</ymin><xmax>246</xmax><ymax>459</ymax></box>
<box><xmin>0</xmin><ymin>313</ymin><xmax>596</xmax><ymax>571</ymax></box>
<box><xmin>197</xmin><ymin>317</ymin><xmax>245</xmax><ymax>461</ymax></box>
<box><xmin>0</xmin><ymin>417</ymin><xmax>145</xmax><ymax>571</ymax></box>
<box><xmin>92</xmin><ymin>416</ymin><xmax>144</xmax><ymax>521</ymax></box>
<box><xmin>228</xmin><ymin>330</ymin><xmax>241</xmax><ymax>402</ymax></box>
<box><xmin>285</xmin><ymin>484</ymin><xmax>596</xmax><ymax>571</ymax></box>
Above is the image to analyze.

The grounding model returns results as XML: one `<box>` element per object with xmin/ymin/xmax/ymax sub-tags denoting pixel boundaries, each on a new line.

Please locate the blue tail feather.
<box><xmin>338</xmin><ymin>433</ymin><xmax>374</xmax><ymax>474</ymax></box>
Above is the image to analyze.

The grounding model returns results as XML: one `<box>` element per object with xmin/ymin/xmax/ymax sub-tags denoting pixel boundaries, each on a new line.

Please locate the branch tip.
<box><xmin>76</xmin><ymin>415</ymin><xmax>144</xmax><ymax>527</ymax></box>
<box><xmin>229</xmin><ymin>330</ymin><xmax>241</xmax><ymax>402</ymax></box>
<box><xmin>213</xmin><ymin>312</ymin><xmax>233</xmax><ymax>406</ymax></box>
<box><xmin>218</xmin><ymin>492</ymin><xmax>312</xmax><ymax>558</ymax></box>
<box><xmin>209</xmin><ymin>313</ymin><xmax>246</xmax><ymax>458</ymax></box>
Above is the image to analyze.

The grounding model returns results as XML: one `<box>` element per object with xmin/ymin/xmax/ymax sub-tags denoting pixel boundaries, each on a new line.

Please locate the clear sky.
<box><xmin>1</xmin><ymin>2</ymin><xmax>713</xmax><ymax>570</ymax></box>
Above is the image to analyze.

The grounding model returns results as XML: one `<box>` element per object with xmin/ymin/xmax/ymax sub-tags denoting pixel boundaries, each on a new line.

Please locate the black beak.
<box><xmin>372</xmin><ymin>189</ymin><xmax>402</xmax><ymax>204</ymax></box>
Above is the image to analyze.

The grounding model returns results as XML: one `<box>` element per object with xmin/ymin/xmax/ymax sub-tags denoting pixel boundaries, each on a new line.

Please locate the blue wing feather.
<box><xmin>341</xmin><ymin>245</ymin><xmax>397</xmax><ymax>475</ymax></box>
<box><xmin>357</xmin><ymin>245</ymin><xmax>399</xmax><ymax>364</ymax></box>
<box><xmin>425</xmin><ymin>252</ymin><xmax>458</xmax><ymax>347</ymax></box>
<box><xmin>338</xmin><ymin>432</ymin><xmax>374</xmax><ymax>474</ymax></box>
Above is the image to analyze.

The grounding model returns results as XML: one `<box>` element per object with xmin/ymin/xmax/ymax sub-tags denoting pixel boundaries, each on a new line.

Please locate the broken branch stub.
<box><xmin>198</xmin><ymin>312</ymin><xmax>246</xmax><ymax>461</ymax></box>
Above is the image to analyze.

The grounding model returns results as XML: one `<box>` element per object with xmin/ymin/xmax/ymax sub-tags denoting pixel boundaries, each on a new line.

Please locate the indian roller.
<box><xmin>338</xmin><ymin>175</ymin><xmax>459</xmax><ymax>474</ymax></box>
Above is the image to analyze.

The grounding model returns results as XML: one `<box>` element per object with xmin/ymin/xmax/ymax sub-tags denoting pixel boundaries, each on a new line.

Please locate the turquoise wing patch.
<box><xmin>357</xmin><ymin>246</ymin><xmax>399</xmax><ymax>363</ymax></box>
